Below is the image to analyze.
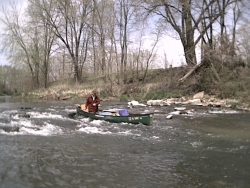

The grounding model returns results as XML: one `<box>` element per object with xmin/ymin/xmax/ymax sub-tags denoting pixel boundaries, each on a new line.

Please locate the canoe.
<box><xmin>76</xmin><ymin>106</ymin><xmax>154</xmax><ymax>125</ymax></box>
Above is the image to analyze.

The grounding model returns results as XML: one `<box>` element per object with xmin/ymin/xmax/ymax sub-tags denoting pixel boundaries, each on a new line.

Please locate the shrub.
<box><xmin>144</xmin><ymin>90</ymin><xmax>181</xmax><ymax>100</ymax></box>
<box><xmin>120</xmin><ymin>94</ymin><xmax>129</xmax><ymax>101</ymax></box>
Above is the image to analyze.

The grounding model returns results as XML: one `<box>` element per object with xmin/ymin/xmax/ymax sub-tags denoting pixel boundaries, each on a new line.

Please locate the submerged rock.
<box><xmin>174</xmin><ymin>107</ymin><xmax>186</xmax><ymax>111</ymax></box>
<box><xmin>18</xmin><ymin>114</ymin><xmax>30</xmax><ymax>118</ymax></box>
<box><xmin>193</xmin><ymin>91</ymin><xmax>204</xmax><ymax>99</ymax></box>
<box><xmin>169</xmin><ymin>111</ymin><xmax>181</xmax><ymax>115</ymax></box>
<box><xmin>147</xmin><ymin>100</ymin><xmax>170</xmax><ymax>106</ymax></box>
<box><xmin>128</xmin><ymin>100</ymin><xmax>147</xmax><ymax>107</ymax></box>
<box><xmin>166</xmin><ymin>115</ymin><xmax>173</xmax><ymax>119</ymax></box>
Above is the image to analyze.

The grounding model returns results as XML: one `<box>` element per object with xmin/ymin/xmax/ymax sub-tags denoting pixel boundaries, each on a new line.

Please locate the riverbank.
<box><xmin>21</xmin><ymin>83</ymin><xmax>250</xmax><ymax>112</ymax></box>
<box><xmin>13</xmin><ymin>67</ymin><xmax>249</xmax><ymax>111</ymax></box>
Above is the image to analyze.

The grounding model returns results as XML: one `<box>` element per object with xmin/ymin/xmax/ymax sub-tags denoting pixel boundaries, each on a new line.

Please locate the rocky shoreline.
<box><xmin>133</xmin><ymin>91</ymin><xmax>250</xmax><ymax>112</ymax></box>
<box><xmin>127</xmin><ymin>91</ymin><xmax>249</xmax><ymax>120</ymax></box>
<box><xmin>26</xmin><ymin>89</ymin><xmax>249</xmax><ymax>112</ymax></box>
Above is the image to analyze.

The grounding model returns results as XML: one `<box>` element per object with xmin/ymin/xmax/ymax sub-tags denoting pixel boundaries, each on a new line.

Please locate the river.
<box><xmin>0</xmin><ymin>96</ymin><xmax>250</xmax><ymax>188</ymax></box>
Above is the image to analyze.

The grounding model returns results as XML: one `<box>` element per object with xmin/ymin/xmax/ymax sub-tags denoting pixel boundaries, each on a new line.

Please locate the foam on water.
<box><xmin>27</xmin><ymin>111</ymin><xmax>67</xmax><ymax>120</ymax></box>
<box><xmin>77</xmin><ymin>125</ymin><xmax>143</xmax><ymax>136</ymax></box>
<box><xmin>19</xmin><ymin>122</ymin><xmax>63</xmax><ymax>136</ymax></box>
<box><xmin>75</xmin><ymin>118</ymin><xmax>144</xmax><ymax>136</ymax></box>
<box><xmin>151</xmin><ymin>136</ymin><xmax>160</xmax><ymax>139</ymax></box>
<box><xmin>1</xmin><ymin>121</ymin><xmax>62</xmax><ymax>136</ymax></box>
<box><xmin>78</xmin><ymin>126</ymin><xmax>112</xmax><ymax>134</ymax></box>
<box><xmin>208</xmin><ymin>109</ymin><xmax>240</xmax><ymax>114</ymax></box>
<box><xmin>76</xmin><ymin>118</ymin><xmax>90</xmax><ymax>126</ymax></box>
<box><xmin>11</xmin><ymin>119</ymin><xmax>36</xmax><ymax>128</ymax></box>
<box><xmin>89</xmin><ymin>120</ymin><xmax>103</xmax><ymax>126</ymax></box>
<box><xmin>64</xmin><ymin>108</ymin><xmax>76</xmax><ymax>113</ymax></box>
<box><xmin>0</xmin><ymin>107</ymin><xmax>82</xmax><ymax>136</ymax></box>
<box><xmin>117</xmin><ymin>130</ymin><xmax>138</xmax><ymax>136</ymax></box>
<box><xmin>77</xmin><ymin>119</ymin><xmax>112</xmax><ymax>134</ymax></box>
<box><xmin>190</xmin><ymin>141</ymin><xmax>203</xmax><ymax>148</ymax></box>
<box><xmin>0</xmin><ymin>110</ymin><xmax>18</xmax><ymax>119</ymax></box>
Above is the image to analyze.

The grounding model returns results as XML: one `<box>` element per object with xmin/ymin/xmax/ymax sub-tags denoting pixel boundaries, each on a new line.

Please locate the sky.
<box><xmin>0</xmin><ymin>0</ymin><xmax>27</xmax><ymax>65</ymax></box>
<box><xmin>0</xmin><ymin>1</ymin><xmax>9</xmax><ymax>65</ymax></box>
<box><xmin>0</xmin><ymin>0</ymin><xmax>185</xmax><ymax>67</ymax></box>
<box><xmin>157</xmin><ymin>36</ymin><xmax>185</xmax><ymax>67</ymax></box>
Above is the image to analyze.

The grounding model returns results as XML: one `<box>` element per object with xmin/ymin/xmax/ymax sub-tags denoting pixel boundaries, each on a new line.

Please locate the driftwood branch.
<box><xmin>211</xmin><ymin>62</ymin><xmax>220</xmax><ymax>82</ymax></box>
<box><xmin>179</xmin><ymin>61</ymin><xmax>221</xmax><ymax>83</ymax></box>
<box><xmin>179</xmin><ymin>62</ymin><xmax>204</xmax><ymax>83</ymax></box>
<box><xmin>50</xmin><ymin>89</ymin><xmax>60</xmax><ymax>100</ymax></box>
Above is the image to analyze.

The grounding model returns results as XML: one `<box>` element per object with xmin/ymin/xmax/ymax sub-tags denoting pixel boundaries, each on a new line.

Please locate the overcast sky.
<box><xmin>0</xmin><ymin>0</ymin><xmax>27</xmax><ymax>65</ymax></box>
<box><xmin>0</xmin><ymin>0</ymin><xmax>9</xmax><ymax>65</ymax></box>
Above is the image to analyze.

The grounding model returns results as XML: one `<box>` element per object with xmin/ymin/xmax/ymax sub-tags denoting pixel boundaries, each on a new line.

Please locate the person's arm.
<box><xmin>95</xmin><ymin>96</ymin><xmax>100</xmax><ymax>106</ymax></box>
<box><xmin>85</xmin><ymin>96</ymin><xmax>90</xmax><ymax>109</ymax></box>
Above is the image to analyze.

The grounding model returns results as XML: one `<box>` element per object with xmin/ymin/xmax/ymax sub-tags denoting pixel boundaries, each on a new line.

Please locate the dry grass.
<box><xmin>27</xmin><ymin>66</ymin><xmax>250</xmax><ymax>109</ymax></box>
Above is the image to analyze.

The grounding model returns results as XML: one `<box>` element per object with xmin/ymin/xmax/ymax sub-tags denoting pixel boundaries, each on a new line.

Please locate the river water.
<box><xmin>0</xmin><ymin>96</ymin><xmax>249</xmax><ymax>188</ymax></box>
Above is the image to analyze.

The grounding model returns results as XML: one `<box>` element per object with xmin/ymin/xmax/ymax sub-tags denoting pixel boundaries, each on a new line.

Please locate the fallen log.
<box><xmin>61</xmin><ymin>96</ymin><xmax>72</xmax><ymax>100</ymax></box>
<box><xmin>50</xmin><ymin>89</ymin><xmax>60</xmax><ymax>100</ymax></box>
<box><xmin>179</xmin><ymin>62</ymin><xmax>203</xmax><ymax>83</ymax></box>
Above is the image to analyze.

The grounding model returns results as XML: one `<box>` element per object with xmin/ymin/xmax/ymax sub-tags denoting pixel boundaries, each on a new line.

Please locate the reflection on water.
<box><xmin>0</xmin><ymin>96</ymin><xmax>12</xmax><ymax>103</ymax></box>
<box><xmin>0</xmin><ymin>100</ymin><xmax>250</xmax><ymax>187</ymax></box>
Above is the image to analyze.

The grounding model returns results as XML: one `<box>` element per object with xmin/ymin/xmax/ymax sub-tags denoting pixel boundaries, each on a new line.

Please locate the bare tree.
<box><xmin>0</xmin><ymin>2</ymin><xmax>40</xmax><ymax>88</ymax></box>
<box><xmin>142</xmin><ymin>0</ymin><xmax>235</xmax><ymax>67</ymax></box>
<box><xmin>231</xmin><ymin>0</ymin><xmax>243</xmax><ymax>56</ymax></box>
<box><xmin>32</xmin><ymin>0</ymin><xmax>93</xmax><ymax>83</ymax></box>
<box><xmin>0</xmin><ymin>1</ymin><xmax>58</xmax><ymax>89</ymax></box>
<box><xmin>237</xmin><ymin>21</ymin><xmax>250</xmax><ymax>67</ymax></box>
<box><xmin>117</xmin><ymin>0</ymin><xmax>129</xmax><ymax>83</ymax></box>
<box><xmin>91</xmin><ymin>0</ymin><xmax>113</xmax><ymax>78</ymax></box>
<box><xmin>114</xmin><ymin>0</ymin><xmax>140</xmax><ymax>84</ymax></box>
<box><xmin>27</xmin><ymin>0</ymin><xmax>56</xmax><ymax>88</ymax></box>
<box><xmin>141</xmin><ymin>31</ymin><xmax>160</xmax><ymax>83</ymax></box>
